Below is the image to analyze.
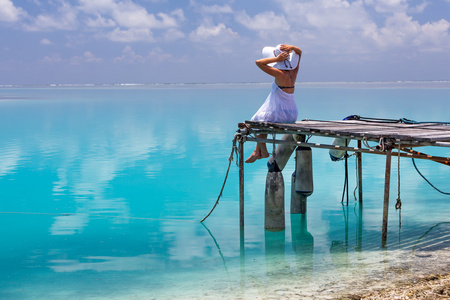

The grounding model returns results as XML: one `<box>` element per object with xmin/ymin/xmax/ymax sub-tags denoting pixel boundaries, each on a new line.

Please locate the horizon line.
<box><xmin>1</xmin><ymin>80</ymin><xmax>450</xmax><ymax>88</ymax></box>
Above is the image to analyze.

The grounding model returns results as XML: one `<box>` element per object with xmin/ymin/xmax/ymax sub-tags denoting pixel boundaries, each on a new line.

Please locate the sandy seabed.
<box><xmin>228</xmin><ymin>246</ymin><xmax>450</xmax><ymax>300</ymax></box>
<box><xmin>336</xmin><ymin>246</ymin><xmax>450</xmax><ymax>300</ymax></box>
<box><xmin>342</xmin><ymin>273</ymin><xmax>450</xmax><ymax>299</ymax></box>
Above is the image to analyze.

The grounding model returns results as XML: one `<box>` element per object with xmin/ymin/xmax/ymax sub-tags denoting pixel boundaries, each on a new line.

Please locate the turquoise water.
<box><xmin>0</xmin><ymin>82</ymin><xmax>449</xmax><ymax>299</ymax></box>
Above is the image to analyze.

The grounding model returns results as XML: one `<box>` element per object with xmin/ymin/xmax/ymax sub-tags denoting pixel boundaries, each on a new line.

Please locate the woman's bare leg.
<box><xmin>245</xmin><ymin>134</ymin><xmax>269</xmax><ymax>163</ymax></box>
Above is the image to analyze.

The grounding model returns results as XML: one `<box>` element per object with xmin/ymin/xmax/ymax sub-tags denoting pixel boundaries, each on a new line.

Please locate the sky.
<box><xmin>0</xmin><ymin>0</ymin><xmax>449</xmax><ymax>85</ymax></box>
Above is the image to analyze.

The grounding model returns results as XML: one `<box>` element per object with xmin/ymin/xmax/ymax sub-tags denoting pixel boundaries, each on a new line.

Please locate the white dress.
<box><xmin>251</xmin><ymin>82</ymin><xmax>298</xmax><ymax>123</ymax></box>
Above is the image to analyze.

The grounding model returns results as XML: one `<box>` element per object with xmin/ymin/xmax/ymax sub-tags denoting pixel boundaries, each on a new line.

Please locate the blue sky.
<box><xmin>1</xmin><ymin>0</ymin><xmax>449</xmax><ymax>85</ymax></box>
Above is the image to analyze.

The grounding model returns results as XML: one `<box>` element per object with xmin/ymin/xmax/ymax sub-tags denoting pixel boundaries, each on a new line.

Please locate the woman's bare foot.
<box><xmin>245</xmin><ymin>152</ymin><xmax>260</xmax><ymax>163</ymax></box>
<box><xmin>260</xmin><ymin>150</ymin><xmax>269</xmax><ymax>159</ymax></box>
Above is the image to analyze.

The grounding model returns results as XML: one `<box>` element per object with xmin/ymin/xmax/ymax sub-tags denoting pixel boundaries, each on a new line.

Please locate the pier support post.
<box><xmin>382</xmin><ymin>147</ymin><xmax>392</xmax><ymax>246</ymax></box>
<box><xmin>357</xmin><ymin>140</ymin><xmax>363</xmax><ymax>203</ymax></box>
<box><xmin>264</xmin><ymin>134</ymin><xmax>302</xmax><ymax>230</ymax></box>
<box><xmin>265</xmin><ymin>171</ymin><xmax>285</xmax><ymax>231</ymax></box>
<box><xmin>291</xmin><ymin>146</ymin><xmax>313</xmax><ymax>214</ymax></box>
<box><xmin>239</xmin><ymin>136</ymin><xmax>244</xmax><ymax>227</ymax></box>
<box><xmin>291</xmin><ymin>185</ymin><xmax>307</xmax><ymax>214</ymax></box>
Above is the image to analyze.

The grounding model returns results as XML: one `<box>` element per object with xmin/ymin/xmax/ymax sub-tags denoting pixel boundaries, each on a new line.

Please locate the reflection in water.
<box><xmin>1</xmin><ymin>85</ymin><xmax>449</xmax><ymax>299</ymax></box>
<box><xmin>50</xmin><ymin>254</ymin><xmax>160</xmax><ymax>272</ymax></box>
<box><xmin>264</xmin><ymin>230</ymin><xmax>286</xmax><ymax>277</ymax></box>
<box><xmin>0</xmin><ymin>144</ymin><xmax>21</xmax><ymax>177</ymax></box>
<box><xmin>261</xmin><ymin>215</ymin><xmax>315</xmax><ymax>282</ymax></box>
<box><xmin>291</xmin><ymin>214</ymin><xmax>314</xmax><ymax>280</ymax></box>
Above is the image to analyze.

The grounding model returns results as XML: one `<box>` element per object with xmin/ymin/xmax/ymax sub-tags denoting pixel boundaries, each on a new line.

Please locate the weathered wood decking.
<box><xmin>240</xmin><ymin>119</ymin><xmax>450</xmax><ymax>164</ymax></box>
<box><xmin>244</xmin><ymin>119</ymin><xmax>450</xmax><ymax>145</ymax></box>
<box><xmin>236</xmin><ymin>117</ymin><xmax>450</xmax><ymax>245</ymax></box>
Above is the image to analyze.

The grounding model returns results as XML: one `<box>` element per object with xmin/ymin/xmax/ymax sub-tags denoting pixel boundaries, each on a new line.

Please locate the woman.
<box><xmin>245</xmin><ymin>44</ymin><xmax>302</xmax><ymax>163</ymax></box>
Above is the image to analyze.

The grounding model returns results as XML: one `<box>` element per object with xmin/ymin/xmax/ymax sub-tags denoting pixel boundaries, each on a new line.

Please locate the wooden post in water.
<box><xmin>264</xmin><ymin>134</ymin><xmax>299</xmax><ymax>231</ymax></box>
<box><xmin>265</xmin><ymin>171</ymin><xmax>285</xmax><ymax>231</ymax></box>
<box><xmin>382</xmin><ymin>147</ymin><xmax>392</xmax><ymax>246</ymax></box>
<box><xmin>357</xmin><ymin>140</ymin><xmax>363</xmax><ymax>203</ymax></box>
<box><xmin>239</xmin><ymin>136</ymin><xmax>244</xmax><ymax>227</ymax></box>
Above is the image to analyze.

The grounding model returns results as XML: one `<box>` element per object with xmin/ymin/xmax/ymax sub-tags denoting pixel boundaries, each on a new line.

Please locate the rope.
<box><xmin>412</xmin><ymin>158</ymin><xmax>450</xmax><ymax>195</ymax></box>
<box><xmin>201</xmin><ymin>223</ymin><xmax>230</xmax><ymax>276</ymax></box>
<box><xmin>362</xmin><ymin>137</ymin><xmax>378</xmax><ymax>150</ymax></box>
<box><xmin>200</xmin><ymin>134</ymin><xmax>239</xmax><ymax>222</ymax></box>
<box><xmin>412</xmin><ymin>222</ymin><xmax>450</xmax><ymax>255</ymax></box>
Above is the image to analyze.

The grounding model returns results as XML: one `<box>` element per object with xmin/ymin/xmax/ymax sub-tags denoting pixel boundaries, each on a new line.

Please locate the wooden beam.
<box><xmin>357</xmin><ymin>140</ymin><xmax>363</xmax><ymax>203</ymax></box>
<box><xmin>245</xmin><ymin>136</ymin><xmax>450</xmax><ymax>164</ymax></box>
<box><xmin>239</xmin><ymin>136</ymin><xmax>244</xmax><ymax>227</ymax></box>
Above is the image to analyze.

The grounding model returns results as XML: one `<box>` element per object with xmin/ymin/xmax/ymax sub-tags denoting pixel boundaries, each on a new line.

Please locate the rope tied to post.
<box><xmin>200</xmin><ymin>134</ymin><xmax>240</xmax><ymax>223</ymax></box>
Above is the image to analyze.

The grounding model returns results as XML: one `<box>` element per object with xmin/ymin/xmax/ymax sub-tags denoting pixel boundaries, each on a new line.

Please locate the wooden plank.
<box><xmin>244</xmin><ymin>120</ymin><xmax>450</xmax><ymax>145</ymax></box>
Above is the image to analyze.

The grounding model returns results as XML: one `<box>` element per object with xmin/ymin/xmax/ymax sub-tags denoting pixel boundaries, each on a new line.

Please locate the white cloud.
<box><xmin>190</xmin><ymin>1</ymin><xmax>233</xmax><ymax>14</ymax></box>
<box><xmin>24</xmin><ymin>1</ymin><xmax>78</xmax><ymax>31</ymax></box>
<box><xmin>365</xmin><ymin>0</ymin><xmax>409</xmax><ymax>13</ymax></box>
<box><xmin>235</xmin><ymin>10</ymin><xmax>289</xmax><ymax>31</ymax></box>
<box><xmin>0</xmin><ymin>0</ymin><xmax>24</xmax><ymax>22</ymax></box>
<box><xmin>42</xmin><ymin>53</ymin><xmax>63</xmax><ymax>63</ymax></box>
<box><xmin>42</xmin><ymin>51</ymin><xmax>103</xmax><ymax>65</ymax></box>
<box><xmin>78</xmin><ymin>0</ymin><xmax>182</xmax><ymax>29</ymax></box>
<box><xmin>270</xmin><ymin>0</ymin><xmax>450</xmax><ymax>55</ymax></box>
<box><xmin>77</xmin><ymin>0</ymin><xmax>184</xmax><ymax>43</ymax></box>
<box><xmin>163</xmin><ymin>28</ymin><xmax>185</xmax><ymax>42</ymax></box>
<box><xmin>107</xmin><ymin>27</ymin><xmax>155</xmax><ymax>42</ymax></box>
<box><xmin>189</xmin><ymin>22</ymin><xmax>238</xmax><ymax>41</ymax></box>
<box><xmin>20</xmin><ymin>0</ymin><xmax>183</xmax><ymax>43</ymax></box>
<box><xmin>147</xmin><ymin>47</ymin><xmax>176</xmax><ymax>62</ymax></box>
<box><xmin>113</xmin><ymin>9</ymin><xmax>174</xmax><ymax>28</ymax></box>
<box><xmin>82</xmin><ymin>51</ymin><xmax>103</xmax><ymax>63</ymax></box>
<box><xmin>366</xmin><ymin>12</ymin><xmax>450</xmax><ymax>51</ymax></box>
<box><xmin>199</xmin><ymin>4</ymin><xmax>233</xmax><ymax>14</ymax></box>
<box><xmin>410</xmin><ymin>2</ymin><xmax>428</xmax><ymax>14</ymax></box>
<box><xmin>40</xmin><ymin>38</ymin><xmax>52</xmax><ymax>45</ymax></box>
<box><xmin>85</xmin><ymin>14</ymin><xmax>116</xmax><ymax>28</ymax></box>
<box><xmin>113</xmin><ymin>45</ymin><xmax>146</xmax><ymax>63</ymax></box>
<box><xmin>282</xmin><ymin>0</ymin><xmax>371</xmax><ymax>30</ymax></box>
<box><xmin>415</xmin><ymin>19</ymin><xmax>450</xmax><ymax>52</ymax></box>
<box><xmin>114</xmin><ymin>46</ymin><xmax>178</xmax><ymax>64</ymax></box>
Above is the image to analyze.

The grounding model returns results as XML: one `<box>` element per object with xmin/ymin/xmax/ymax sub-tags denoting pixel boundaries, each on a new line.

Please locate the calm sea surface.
<box><xmin>0</xmin><ymin>82</ymin><xmax>449</xmax><ymax>299</ymax></box>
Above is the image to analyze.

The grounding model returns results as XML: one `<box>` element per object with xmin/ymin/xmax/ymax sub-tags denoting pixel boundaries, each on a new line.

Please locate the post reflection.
<box><xmin>259</xmin><ymin>214</ymin><xmax>315</xmax><ymax>281</ymax></box>
<box><xmin>329</xmin><ymin>203</ymin><xmax>363</xmax><ymax>270</ymax></box>
<box><xmin>291</xmin><ymin>214</ymin><xmax>314</xmax><ymax>279</ymax></box>
<box><xmin>264</xmin><ymin>229</ymin><xmax>286</xmax><ymax>277</ymax></box>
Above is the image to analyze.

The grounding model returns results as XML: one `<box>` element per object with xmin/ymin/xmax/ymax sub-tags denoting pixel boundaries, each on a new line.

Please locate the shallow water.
<box><xmin>0</xmin><ymin>82</ymin><xmax>449</xmax><ymax>299</ymax></box>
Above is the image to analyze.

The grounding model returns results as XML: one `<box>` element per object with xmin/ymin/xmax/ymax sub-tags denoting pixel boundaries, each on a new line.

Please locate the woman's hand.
<box><xmin>275</xmin><ymin>51</ymin><xmax>289</xmax><ymax>62</ymax></box>
<box><xmin>280</xmin><ymin>44</ymin><xmax>302</xmax><ymax>56</ymax></box>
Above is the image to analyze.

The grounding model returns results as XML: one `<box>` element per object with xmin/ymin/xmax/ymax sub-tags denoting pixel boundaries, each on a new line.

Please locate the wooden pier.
<box><xmin>236</xmin><ymin>117</ymin><xmax>450</xmax><ymax>245</ymax></box>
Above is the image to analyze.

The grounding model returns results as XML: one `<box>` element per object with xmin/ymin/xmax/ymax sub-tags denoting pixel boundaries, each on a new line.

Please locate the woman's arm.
<box><xmin>255</xmin><ymin>52</ymin><xmax>289</xmax><ymax>77</ymax></box>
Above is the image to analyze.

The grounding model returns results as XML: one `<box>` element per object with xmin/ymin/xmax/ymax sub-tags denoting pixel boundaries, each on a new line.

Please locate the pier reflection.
<box><xmin>291</xmin><ymin>214</ymin><xmax>314</xmax><ymax>279</ymax></box>
<box><xmin>239</xmin><ymin>214</ymin><xmax>315</xmax><ymax>282</ymax></box>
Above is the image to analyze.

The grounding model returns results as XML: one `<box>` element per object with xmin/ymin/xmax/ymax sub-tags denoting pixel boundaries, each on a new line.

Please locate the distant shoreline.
<box><xmin>1</xmin><ymin>80</ymin><xmax>450</xmax><ymax>89</ymax></box>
